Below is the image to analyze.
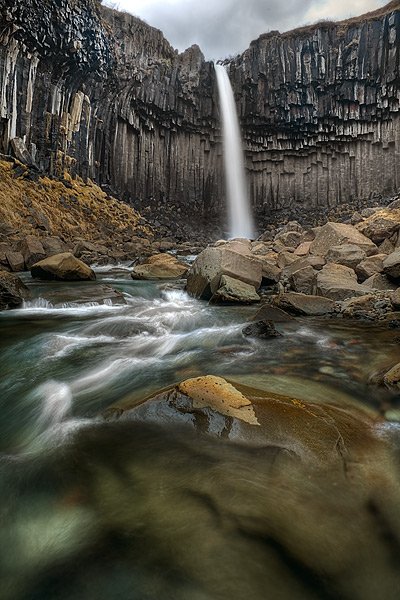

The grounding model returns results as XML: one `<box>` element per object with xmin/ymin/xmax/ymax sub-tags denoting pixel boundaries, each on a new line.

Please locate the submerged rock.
<box><xmin>0</xmin><ymin>270</ymin><xmax>31</xmax><ymax>309</ymax></box>
<box><xmin>242</xmin><ymin>320</ymin><xmax>282</xmax><ymax>339</ymax></box>
<box><xmin>31</xmin><ymin>252</ymin><xmax>96</xmax><ymax>281</ymax></box>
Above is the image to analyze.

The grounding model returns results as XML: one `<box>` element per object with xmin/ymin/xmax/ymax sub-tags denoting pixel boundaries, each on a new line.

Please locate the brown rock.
<box><xmin>316</xmin><ymin>263</ymin><xmax>370</xmax><ymax>301</ymax></box>
<box><xmin>391</xmin><ymin>288</ymin><xmax>400</xmax><ymax>309</ymax></box>
<box><xmin>31</xmin><ymin>252</ymin><xmax>96</xmax><ymax>281</ymax></box>
<box><xmin>20</xmin><ymin>235</ymin><xmax>46</xmax><ymax>269</ymax></box>
<box><xmin>325</xmin><ymin>244</ymin><xmax>366</xmax><ymax>269</ymax></box>
<box><xmin>356</xmin><ymin>208</ymin><xmax>400</xmax><ymax>243</ymax></box>
<box><xmin>294</xmin><ymin>242</ymin><xmax>311</xmax><ymax>256</ymax></box>
<box><xmin>355</xmin><ymin>254</ymin><xmax>386</xmax><ymax>282</ymax></box>
<box><xmin>310</xmin><ymin>222</ymin><xmax>378</xmax><ymax>257</ymax></box>
<box><xmin>186</xmin><ymin>247</ymin><xmax>262</xmax><ymax>300</ymax></box>
<box><xmin>363</xmin><ymin>274</ymin><xmax>397</xmax><ymax>291</ymax></box>
<box><xmin>383</xmin><ymin>363</ymin><xmax>400</xmax><ymax>389</ymax></box>
<box><xmin>210</xmin><ymin>275</ymin><xmax>260</xmax><ymax>304</ymax></box>
<box><xmin>0</xmin><ymin>270</ymin><xmax>31</xmax><ymax>309</ymax></box>
<box><xmin>131</xmin><ymin>253</ymin><xmax>187</xmax><ymax>280</ymax></box>
<box><xmin>6</xmin><ymin>251</ymin><xmax>25</xmax><ymax>272</ymax></box>
<box><xmin>273</xmin><ymin>292</ymin><xmax>335</xmax><ymax>316</ymax></box>
<box><xmin>383</xmin><ymin>251</ymin><xmax>400</xmax><ymax>280</ymax></box>
<box><xmin>290</xmin><ymin>266</ymin><xmax>316</xmax><ymax>295</ymax></box>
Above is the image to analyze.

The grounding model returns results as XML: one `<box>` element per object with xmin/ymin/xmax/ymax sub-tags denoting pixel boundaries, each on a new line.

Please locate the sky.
<box><xmin>103</xmin><ymin>0</ymin><xmax>389</xmax><ymax>59</ymax></box>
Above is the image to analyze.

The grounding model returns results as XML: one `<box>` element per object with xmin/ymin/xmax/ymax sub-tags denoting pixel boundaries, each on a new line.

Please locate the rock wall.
<box><xmin>230</xmin><ymin>3</ymin><xmax>400</xmax><ymax>221</ymax></box>
<box><xmin>0</xmin><ymin>0</ymin><xmax>399</xmax><ymax>234</ymax></box>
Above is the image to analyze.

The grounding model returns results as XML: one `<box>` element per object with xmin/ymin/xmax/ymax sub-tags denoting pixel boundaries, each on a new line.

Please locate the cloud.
<box><xmin>104</xmin><ymin>0</ymin><xmax>388</xmax><ymax>59</ymax></box>
<box><xmin>305</xmin><ymin>0</ymin><xmax>387</xmax><ymax>22</ymax></box>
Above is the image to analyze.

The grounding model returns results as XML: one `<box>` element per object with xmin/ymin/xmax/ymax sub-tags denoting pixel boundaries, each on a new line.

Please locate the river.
<box><xmin>1</xmin><ymin>264</ymin><xmax>399</xmax><ymax>599</ymax></box>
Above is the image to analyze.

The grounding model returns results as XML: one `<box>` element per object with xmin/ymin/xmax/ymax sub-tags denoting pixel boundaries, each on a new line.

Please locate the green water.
<box><xmin>1</xmin><ymin>266</ymin><xmax>399</xmax><ymax>599</ymax></box>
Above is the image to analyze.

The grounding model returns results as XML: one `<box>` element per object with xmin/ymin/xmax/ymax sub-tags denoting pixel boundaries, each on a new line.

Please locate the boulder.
<box><xmin>0</xmin><ymin>270</ymin><xmax>31</xmax><ymax>309</ymax></box>
<box><xmin>383</xmin><ymin>251</ymin><xmax>400</xmax><ymax>280</ymax></box>
<box><xmin>186</xmin><ymin>246</ymin><xmax>262</xmax><ymax>300</ymax></box>
<box><xmin>379</xmin><ymin>238</ymin><xmax>395</xmax><ymax>254</ymax></box>
<box><xmin>20</xmin><ymin>235</ymin><xmax>46</xmax><ymax>269</ymax></box>
<box><xmin>325</xmin><ymin>244</ymin><xmax>366</xmax><ymax>269</ymax></box>
<box><xmin>355</xmin><ymin>254</ymin><xmax>386</xmax><ymax>282</ymax></box>
<box><xmin>277</xmin><ymin>251</ymin><xmax>298</xmax><ymax>268</ymax></box>
<box><xmin>356</xmin><ymin>208</ymin><xmax>400</xmax><ymax>243</ymax></box>
<box><xmin>258</xmin><ymin>260</ymin><xmax>281</xmax><ymax>283</ymax></box>
<box><xmin>252</xmin><ymin>304</ymin><xmax>295</xmax><ymax>323</ymax></box>
<box><xmin>309</xmin><ymin>222</ymin><xmax>377</xmax><ymax>257</ymax></box>
<box><xmin>391</xmin><ymin>288</ymin><xmax>400</xmax><ymax>309</ymax></box>
<box><xmin>383</xmin><ymin>363</ymin><xmax>400</xmax><ymax>390</ymax></box>
<box><xmin>316</xmin><ymin>264</ymin><xmax>370</xmax><ymax>301</ymax></box>
<box><xmin>6</xmin><ymin>251</ymin><xmax>25</xmax><ymax>272</ymax></box>
<box><xmin>294</xmin><ymin>242</ymin><xmax>311</xmax><ymax>256</ymax></box>
<box><xmin>242</xmin><ymin>320</ymin><xmax>282</xmax><ymax>339</ymax></box>
<box><xmin>273</xmin><ymin>292</ymin><xmax>335</xmax><ymax>316</ymax></box>
<box><xmin>210</xmin><ymin>275</ymin><xmax>260</xmax><ymax>304</ymax></box>
<box><xmin>31</xmin><ymin>252</ymin><xmax>96</xmax><ymax>281</ymax></box>
<box><xmin>131</xmin><ymin>253</ymin><xmax>187</xmax><ymax>280</ymax></box>
<box><xmin>274</xmin><ymin>231</ymin><xmax>302</xmax><ymax>249</ymax></box>
<box><xmin>42</xmin><ymin>236</ymin><xmax>69</xmax><ymax>256</ymax></box>
<box><xmin>289</xmin><ymin>266</ymin><xmax>316</xmax><ymax>295</ymax></box>
<box><xmin>363</xmin><ymin>274</ymin><xmax>397</xmax><ymax>291</ymax></box>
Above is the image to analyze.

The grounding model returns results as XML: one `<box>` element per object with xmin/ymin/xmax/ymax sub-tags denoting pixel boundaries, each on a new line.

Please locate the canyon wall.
<box><xmin>0</xmin><ymin>0</ymin><xmax>399</xmax><ymax>234</ymax></box>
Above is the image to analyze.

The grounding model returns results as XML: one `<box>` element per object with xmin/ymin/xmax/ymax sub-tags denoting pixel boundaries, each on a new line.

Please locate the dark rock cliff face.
<box><xmin>0</xmin><ymin>0</ymin><xmax>399</xmax><ymax>235</ymax></box>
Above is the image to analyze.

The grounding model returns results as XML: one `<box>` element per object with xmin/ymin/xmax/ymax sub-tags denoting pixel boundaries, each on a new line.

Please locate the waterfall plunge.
<box><xmin>215</xmin><ymin>64</ymin><xmax>254</xmax><ymax>240</ymax></box>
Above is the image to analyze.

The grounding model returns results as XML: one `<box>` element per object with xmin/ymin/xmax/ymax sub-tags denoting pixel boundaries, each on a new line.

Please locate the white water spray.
<box><xmin>215</xmin><ymin>63</ymin><xmax>254</xmax><ymax>240</ymax></box>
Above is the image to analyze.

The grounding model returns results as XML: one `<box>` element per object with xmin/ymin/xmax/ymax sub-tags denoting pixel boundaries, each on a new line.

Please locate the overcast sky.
<box><xmin>103</xmin><ymin>0</ymin><xmax>389</xmax><ymax>59</ymax></box>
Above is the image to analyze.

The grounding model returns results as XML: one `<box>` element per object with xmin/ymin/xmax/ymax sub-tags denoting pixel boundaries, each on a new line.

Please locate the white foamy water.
<box><xmin>36</xmin><ymin>381</ymin><xmax>72</xmax><ymax>427</ymax></box>
<box><xmin>215</xmin><ymin>63</ymin><xmax>254</xmax><ymax>240</ymax></box>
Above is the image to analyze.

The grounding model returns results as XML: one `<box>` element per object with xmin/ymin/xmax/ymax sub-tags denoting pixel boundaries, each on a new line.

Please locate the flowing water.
<box><xmin>1</xmin><ymin>266</ymin><xmax>400</xmax><ymax>599</ymax></box>
<box><xmin>215</xmin><ymin>64</ymin><xmax>254</xmax><ymax>239</ymax></box>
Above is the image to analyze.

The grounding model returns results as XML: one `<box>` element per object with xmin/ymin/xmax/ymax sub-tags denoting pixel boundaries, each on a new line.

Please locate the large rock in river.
<box><xmin>210</xmin><ymin>274</ymin><xmax>260</xmax><ymax>304</ymax></box>
<box><xmin>0</xmin><ymin>270</ymin><xmax>31</xmax><ymax>309</ymax></box>
<box><xmin>186</xmin><ymin>246</ymin><xmax>262</xmax><ymax>300</ymax></box>
<box><xmin>131</xmin><ymin>253</ymin><xmax>187</xmax><ymax>280</ymax></box>
<box><xmin>31</xmin><ymin>252</ymin><xmax>96</xmax><ymax>281</ymax></box>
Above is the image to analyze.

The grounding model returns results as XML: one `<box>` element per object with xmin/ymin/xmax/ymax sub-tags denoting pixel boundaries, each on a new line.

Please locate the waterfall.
<box><xmin>215</xmin><ymin>63</ymin><xmax>254</xmax><ymax>240</ymax></box>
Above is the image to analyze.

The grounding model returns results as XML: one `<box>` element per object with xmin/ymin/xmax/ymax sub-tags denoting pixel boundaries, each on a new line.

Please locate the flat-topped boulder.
<box><xmin>0</xmin><ymin>270</ymin><xmax>31</xmax><ymax>309</ymax></box>
<box><xmin>131</xmin><ymin>253</ymin><xmax>187</xmax><ymax>280</ymax></box>
<box><xmin>186</xmin><ymin>245</ymin><xmax>262</xmax><ymax>300</ymax></box>
<box><xmin>310</xmin><ymin>222</ymin><xmax>378</xmax><ymax>257</ymax></box>
<box><xmin>31</xmin><ymin>252</ymin><xmax>96</xmax><ymax>281</ymax></box>
<box><xmin>273</xmin><ymin>292</ymin><xmax>335</xmax><ymax>316</ymax></box>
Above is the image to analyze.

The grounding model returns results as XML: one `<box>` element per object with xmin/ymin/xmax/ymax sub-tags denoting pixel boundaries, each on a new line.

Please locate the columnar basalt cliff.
<box><xmin>0</xmin><ymin>0</ymin><xmax>399</xmax><ymax>235</ymax></box>
<box><xmin>231</xmin><ymin>4</ymin><xmax>400</xmax><ymax>220</ymax></box>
